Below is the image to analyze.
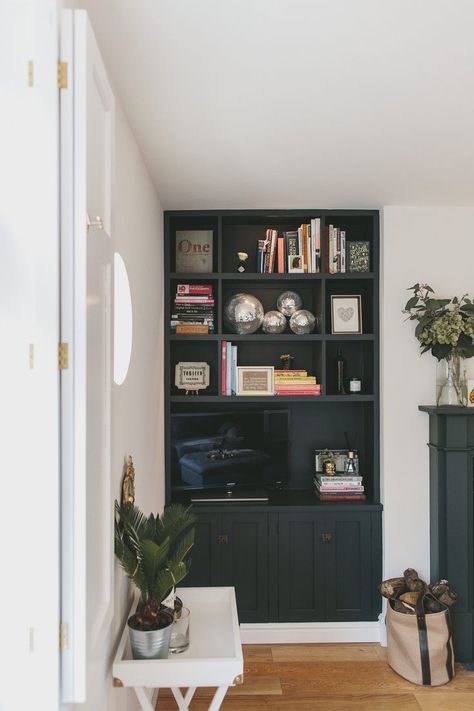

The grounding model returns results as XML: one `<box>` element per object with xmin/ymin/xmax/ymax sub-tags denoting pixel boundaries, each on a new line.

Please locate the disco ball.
<box><xmin>224</xmin><ymin>293</ymin><xmax>264</xmax><ymax>334</ymax></box>
<box><xmin>289</xmin><ymin>309</ymin><xmax>316</xmax><ymax>334</ymax></box>
<box><xmin>262</xmin><ymin>310</ymin><xmax>287</xmax><ymax>334</ymax></box>
<box><xmin>277</xmin><ymin>290</ymin><xmax>303</xmax><ymax>317</ymax></box>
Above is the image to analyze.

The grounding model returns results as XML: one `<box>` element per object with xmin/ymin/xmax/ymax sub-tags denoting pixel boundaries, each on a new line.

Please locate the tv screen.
<box><xmin>170</xmin><ymin>409</ymin><xmax>289</xmax><ymax>491</ymax></box>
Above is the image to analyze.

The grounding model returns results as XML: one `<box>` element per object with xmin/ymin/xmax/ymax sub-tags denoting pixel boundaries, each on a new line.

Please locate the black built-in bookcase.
<box><xmin>164</xmin><ymin>210</ymin><xmax>382</xmax><ymax>623</ymax></box>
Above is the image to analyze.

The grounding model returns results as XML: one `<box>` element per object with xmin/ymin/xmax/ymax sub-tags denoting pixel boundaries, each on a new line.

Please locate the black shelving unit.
<box><xmin>164</xmin><ymin>209</ymin><xmax>382</xmax><ymax>623</ymax></box>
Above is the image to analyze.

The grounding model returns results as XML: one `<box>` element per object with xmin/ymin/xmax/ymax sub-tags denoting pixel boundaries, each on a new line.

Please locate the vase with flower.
<box><xmin>403</xmin><ymin>283</ymin><xmax>474</xmax><ymax>406</ymax></box>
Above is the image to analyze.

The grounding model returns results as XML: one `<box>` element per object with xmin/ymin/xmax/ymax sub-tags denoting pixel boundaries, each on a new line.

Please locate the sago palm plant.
<box><xmin>115</xmin><ymin>501</ymin><xmax>195</xmax><ymax>630</ymax></box>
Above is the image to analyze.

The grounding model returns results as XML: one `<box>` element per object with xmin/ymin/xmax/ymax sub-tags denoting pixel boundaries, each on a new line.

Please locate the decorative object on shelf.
<box><xmin>262</xmin><ymin>310</ymin><xmax>287</xmax><ymax>334</ymax></box>
<box><xmin>344</xmin><ymin>451</ymin><xmax>357</xmax><ymax>473</ymax></box>
<box><xmin>280</xmin><ymin>353</ymin><xmax>295</xmax><ymax>370</ymax></box>
<box><xmin>314</xmin><ymin>449</ymin><xmax>359</xmax><ymax>474</ymax></box>
<box><xmin>114</xmin><ymin>502</ymin><xmax>195</xmax><ymax>660</ymax></box>
<box><xmin>336</xmin><ymin>349</ymin><xmax>346</xmax><ymax>394</ymax></box>
<box><xmin>175</xmin><ymin>362</ymin><xmax>210</xmax><ymax>395</ymax></box>
<box><xmin>331</xmin><ymin>295</ymin><xmax>362</xmax><ymax>334</ymax></box>
<box><xmin>288</xmin><ymin>254</ymin><xmax>304</xmax><ymax>273</ymax></box>
<box><xmin>289</xmin><ymin>309</ymin><xmax>316</xmax><ymax>334</ymax></box>
<box><xmin>236</xmin><ymin>252</ymin><xmax>248</xmax><ymax>273</ymax></box>
<box><xmin>277</xmin><ymin>290</ymin><xmax>303</xmax><ymax>317</ymax></box>
<box><xmin>236</xmin><ymin>365</ymin><xmax>274</xmax><ymax>396</ymax></box>
<box><xmin>224</xmin><ymin>293</ymin><xmax>264</xmax><ymax>335</ymax></box>
<box><xmin>467</xmin><ymin>379</ymin><xmax>474</xmax><ymax>407</ymax></box>
<box><xmin>323</xmin><ymin>457</ymin><xmax>336</xmax><ymax>475</ymax></box>
<box><xmin>403</xmin><ymin>283</ymin><xmax>474</xmax><ymax>406</ymax></box>
<box><xmin>175</xmin><ymin>230</ymin><xmax>213</xmax><ymax>273</ymax></box>
<box><xmin>350</xmin><ymin>377</ymin><xmax>362</xmax><ymax>393</ymax></box>
<box><xmin>348</xmin><ymin>240</ymin><xmax>371</xmax><ymax>273</ymax></box>
<box><xmin>121</xmin><ymin>455</ymin><xmax>136</xmax><ymax>506</ymax></box>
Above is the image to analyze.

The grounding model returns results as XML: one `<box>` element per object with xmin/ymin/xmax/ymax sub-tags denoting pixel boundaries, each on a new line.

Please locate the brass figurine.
<box><xmin>122</xmin><ymin>455</ymin><xmax>136</xmax><ymax>505</ymax></box>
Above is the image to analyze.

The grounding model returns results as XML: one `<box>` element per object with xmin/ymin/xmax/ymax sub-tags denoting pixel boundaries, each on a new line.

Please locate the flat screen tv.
<box><xmin>170</xmin><ymin>409</ymin><xmax>289</xmax><ymax>492</ymax></box>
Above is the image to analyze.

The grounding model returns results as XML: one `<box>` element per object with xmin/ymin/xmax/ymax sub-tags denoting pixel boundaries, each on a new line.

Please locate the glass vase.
<box><xmin>436</xmin><ymin>355</ymin><xmax>467</xmax><ymax>407</ymax></box>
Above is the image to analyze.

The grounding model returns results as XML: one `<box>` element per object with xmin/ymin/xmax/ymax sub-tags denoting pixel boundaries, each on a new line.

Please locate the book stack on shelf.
<box><xmin>171</xmin><ymin>284</ymin><xmax>215</xmax><ymax>334</ymax></box>
<box><xmin>313</xmin><ymin>472</ymin><xmax>365</xmax><ymax>501</ymax></box>
<box><xmin>220</xmin><ymin>341</ymin><xmax>238</xmax><ymax>395</ymax></box>
<box><xmin>274</xmin><ymin>370</ymin><xmax>321</xmax><ymax>396</ymax></box>
<box><xmin>327</xmin><ymin>224</ymin><xmax>347</xmax><ymax>274</ymax></box>
<box><xmin>257</xmin><ymin>219</ymin><xmax>321</xmax><ymax>274</ymax></box>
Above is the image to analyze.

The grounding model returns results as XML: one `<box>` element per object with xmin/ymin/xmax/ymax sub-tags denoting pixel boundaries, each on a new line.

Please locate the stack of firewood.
<box><xmin>379</xmin><ymin>568</ymin><xmax>458</xmax><ymax>614</ymax></box>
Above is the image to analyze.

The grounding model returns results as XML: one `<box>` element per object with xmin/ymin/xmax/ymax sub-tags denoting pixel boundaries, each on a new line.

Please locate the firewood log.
<box><xmin>430</xmin><ymin>580</ymin><xmax>459</xmax><ymax>607</ymax></box>
<box><xmin>391</xmin><ymin>599</ymin><xmax>415</xmax><ymax>614</ymax></box>
<box><xmin>378</xmin><ymin>577</ymin><xmax>407</xmax><ymax>599</ymax></box>
<box><xmin>403</xmin><ymin>568</ymin><xmax>429</xmax><ymax>593</ymax></box>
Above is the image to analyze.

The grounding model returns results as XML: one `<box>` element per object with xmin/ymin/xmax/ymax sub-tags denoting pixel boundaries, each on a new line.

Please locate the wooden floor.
<box><xmin>155</xmin><ymin>643</ymin><xmax>474</xmax><ymax>710</ymax></box>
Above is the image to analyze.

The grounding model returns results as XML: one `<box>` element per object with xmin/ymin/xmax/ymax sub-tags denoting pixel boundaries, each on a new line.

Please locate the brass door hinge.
<box><xmin>59</xmin><ymin>623</ymin><xmax>69</xmax><ymax>651</ymax></box>
<box><xmin>58</xmin><ymin>61</ymin><xmax>68</xmax><ymax>89</ymax></box>
<box><xmin>28</xmin><ymin>60</ymin><xmax>34</xmax><ymax>87</ymax></box>
<box><xmin>58</xmin><ymin>342</ymin><xmax>69</xmax><ymax>370</ymax></box>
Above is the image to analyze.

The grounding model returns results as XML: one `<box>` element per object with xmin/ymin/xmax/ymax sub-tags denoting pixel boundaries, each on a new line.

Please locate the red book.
<box><xmin>177</xmin><ymin>284</ymin><xmax>213</xmax><ymax>295</ymax></box>
<box><xmin>277</xmin><ymin>237</ymin><xmax>284</xmax><ymax>273</ymax></box>
<box><xmin>276</xmin><ymin>390</ymin><xmax>321</xmax><ymax>396</ymax></box>
<box><xmin>316</xmin><ymin>493</ymin><xmax>366</xmax><ymax>501</ymax></box>
<box><xmin>221</xmin><ymin>341</ymin><xmax>227</xmax><ymax>396</ymax></box>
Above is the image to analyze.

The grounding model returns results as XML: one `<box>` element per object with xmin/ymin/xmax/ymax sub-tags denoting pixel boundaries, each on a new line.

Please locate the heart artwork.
<box><xmin>337</xmin><ymin>306</ymin><xmax>354</xmax><ymax>322</ymax></box>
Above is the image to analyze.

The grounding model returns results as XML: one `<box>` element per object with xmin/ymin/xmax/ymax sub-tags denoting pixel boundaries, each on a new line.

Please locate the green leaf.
<box><xmin>432</xmin><ymin>343</ymin><xmax>452</xmax><ymax>361</ymax></box>
<box><xmin>404</xmin><ymin>296</ymin><xmax>419</xmax><ymax>310</ymax></box>
<box><xmin>407</xmin><ymin>283</ymin><xmax>420</xmax><ymax>291</ymax></box>
<box><xmin>460</xmin><ymin>303</ymin><xmax>474</xmax><ymax>314</ymax></box>
<box><xmin>425</xmin><ymin>299</ymin><xmax>442</xmax><ymax>310</ymax></box>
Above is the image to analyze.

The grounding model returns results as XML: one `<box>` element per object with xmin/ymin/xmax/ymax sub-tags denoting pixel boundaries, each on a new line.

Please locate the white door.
<box><xmin>60</xmin><ymin>9</ymin><xmax>114</xmax><ymax>705</ymax></box>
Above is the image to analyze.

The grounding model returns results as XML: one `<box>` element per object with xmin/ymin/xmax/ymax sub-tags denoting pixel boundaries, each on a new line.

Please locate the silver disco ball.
<box><xmin>224</xmin><ymin>293</ymin><xmax>264</xmax><ymax>334</ymax></box>
<box><xmin>277</xmin><ymin>290</ymin><xmax>303</xmax><ymax>317</ymax></box>
<box><xmin>262</xmin><ymin>310</ymin><xmax>287</xmax><ymax>334</ymax></box>
<box><xmin>289</xmin><ymin>309</ymin><xmax>316</xmax><ymax>334</ymax></box>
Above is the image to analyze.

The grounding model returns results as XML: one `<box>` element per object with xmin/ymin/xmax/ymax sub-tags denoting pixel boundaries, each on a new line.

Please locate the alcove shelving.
<box><xmin>164</xmin><ymin>209</ymin><xmax>382</xmax><ymax>625</ymax></box>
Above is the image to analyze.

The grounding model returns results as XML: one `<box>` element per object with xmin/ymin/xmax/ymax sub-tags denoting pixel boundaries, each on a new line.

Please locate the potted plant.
<box><xmin>114</xmin><ymin>501</ymin><xmax>195</xmax><ymax>659</ymax></box>
<box><xmin>403</xmin><ymin>283</ymin><xmax>474</xmax><ymax>405</ymax></box>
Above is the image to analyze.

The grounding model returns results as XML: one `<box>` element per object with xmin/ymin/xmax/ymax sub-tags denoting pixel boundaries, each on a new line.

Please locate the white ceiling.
<box><xmin>82</xmin><ymin>0</ymin><xmax>474</xmax><ymax>209</ymax></box>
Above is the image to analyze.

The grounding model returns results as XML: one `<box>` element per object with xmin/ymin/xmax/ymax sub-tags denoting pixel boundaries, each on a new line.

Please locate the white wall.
<box><xmin>381</xmin><ymin>206</ymin><xmax>474</xmax><ymax>580</ymax></box>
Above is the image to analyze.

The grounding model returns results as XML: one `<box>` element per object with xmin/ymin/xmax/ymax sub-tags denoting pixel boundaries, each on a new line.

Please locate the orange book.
<box><xmin>277</xmin><ymin>237</ymin><xmax>284</xmax><ymax>273</ymax></box>
<box><xmin>175</xmin><ymin>324</ymin><xmax>209</xmax><ymax>334</ymax></box>
<box><xmin>301</xmin><ymin>223</ymin><xmax>308</xmax><ymax>272</ymax></box>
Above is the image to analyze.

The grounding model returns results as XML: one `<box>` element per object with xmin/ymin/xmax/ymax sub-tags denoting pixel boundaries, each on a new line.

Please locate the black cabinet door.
<box><xmin>323</xmin><ymin>512</ymin><xmax>373</xmax><ymax>621</ymax></box>
<box><xmin>220</xmin><ymin>512</ymin><xmax>269</xmax><ymax>623</ymax></box>
<box><xmin>180</xmin><ymin>512</ymin><xmax>220</xmax><ymax>588</ymax></box>
<box><xmin>278</xmin><ymin>512</ymin><xmax>326</xmax><ymax>622</ymax></box>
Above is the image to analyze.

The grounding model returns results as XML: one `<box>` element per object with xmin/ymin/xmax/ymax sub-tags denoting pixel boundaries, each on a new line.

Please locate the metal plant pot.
<box><xmin>128</xmin><ymin>610</ymin><xmax>174</xmax><ymax>660</ymax></box>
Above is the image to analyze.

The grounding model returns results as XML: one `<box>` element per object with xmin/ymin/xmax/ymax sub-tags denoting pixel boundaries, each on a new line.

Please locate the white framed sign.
<box><xmin>236</xmin><ymin>366</ymin><xmax>274</xmax><ymax>396</ymax></box>
<box><xmin>175</xmin><ymin>362</ymin><xmax>210</xmax><ymax>393</ymax></box>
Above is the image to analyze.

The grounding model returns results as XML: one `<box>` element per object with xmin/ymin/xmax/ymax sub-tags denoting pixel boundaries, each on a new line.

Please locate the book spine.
<box><xmin>301</xmin><ymin>224</ymin><xmax>308</xmax><ymax>272</ymax></box>
<box><xmin>226</xmin><ymin>341</ymin><xmax>232</xmax><ymax>396</ymax></box>
<box><xmin>221</xmin><ymin>341</ymin><xmax>227</xmax><ymax>396</ymax></box>
<box><xmin>340</xmin><ymin>230</ymin><xmax>346</xmax><ymax>273</ymax></box>
<box><xmin>276</xmin><ymin>390</ymin><xmax>321</xmax><ymax>396</ymax></box>
<box><xmin>268</xmin><ymin>229</ymin><xmax>277</xmax><ymax>273</ymax></box>
<box><xmin>176</xmin><ymin>284</ymin><xmax>213</xmax><ymax>295</ymax></box>
<box><xmin>316</xmin><ymin>476</ymin><xmax>363</xmax><ymax>483</ymax></box>
<box><xmin>316</xmin><ymin>494</ymin><xmax>366</xmax><ymax>501</ymax></box>
<box><xmin>277</xmin><ymin>237</ymin><xmax>284</xmax><ymax>273</ymax></box>
<box><xmin>263</xmin><ymin>229</ymin><xmax>271</xmax><ymax>273</ymax></box>
<box><xmin>174</xmin><ymin>297</ymin><xmax>215</xmax><ymax>304</ymax></box>
<box><xmin>175</xmin><ymin>324</ymin><xmax>209</xmax><ymax>334</ymax></box>
<box><xmin>231</xmin><ymin>345</ymin><xmax>237</xmax><ymax>395</ymax></box>
<box><xmin>314</xmin><ymin>217</ymin><xmax>321</xmax><ymax>273</ymax></box>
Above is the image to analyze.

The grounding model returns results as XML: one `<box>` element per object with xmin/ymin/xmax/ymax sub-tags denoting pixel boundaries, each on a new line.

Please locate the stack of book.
<box><xmin>313</xmin><ymin>473</ymin><xmax>365</xmax><ymax>501</ymax></box>
<box><xmin>257</xmin><ymin>218</ymin><xmax>321</xmax><ymax>274</ymax></box>
<box><xmin>171</xmin><ymin>284</ymin><xmax>215</xmax><ymax>334</ymax></box>
<box><xmin>220</xmin><ymin>341</ymin><xmax>238</xmax><ymax>396</ymax></box>
<box><xmin>327</xmin><ymin>224</ymin><xmax>347</xmax><ymax>274</ymax></box>
<box><xmin>274</xmin><ymin>370</ymin><xmax>321</xmax><ymax>396</ymax></box>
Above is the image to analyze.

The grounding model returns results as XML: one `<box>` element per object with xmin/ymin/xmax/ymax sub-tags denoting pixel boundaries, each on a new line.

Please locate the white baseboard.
<box><xmin>239</xmin><ymin>621</ymin><xmax>381</xmax><ymax>645</ymax></box>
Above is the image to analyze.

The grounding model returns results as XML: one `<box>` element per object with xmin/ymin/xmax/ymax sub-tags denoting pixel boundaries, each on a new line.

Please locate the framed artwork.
<box><xmin>331</xmin><ymin>295</ymin><xmax>362</xmax><ymax>334</ymax></box>
<box><xmin>236</xmin><ymin>366</ymin><xmax>274</xmax><ymax>396</ymax></box>
<box><xmin>288</xmin><ymin>255</ymin><xmax>304</xmax><ymax>273</ymax></box>
<box><xmin>175</xmin><ymin>362</ymin><xmax>210</xmax><ymax>393</ymax></box>
<box><xmin>175</xmin><ymin>230</ymin><xmax>213</xmax><ymax>272</ymax></box>
<box><xmin>347</xmin><ymin>241</ymin><xmax>371</xmax><ymax>273</ymax></box>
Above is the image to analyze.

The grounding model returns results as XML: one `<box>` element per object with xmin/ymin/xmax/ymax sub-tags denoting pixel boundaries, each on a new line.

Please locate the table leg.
<box><xmin>134</xmin><ymin>686</ymin><xmax>155</xmax><ymax>711</ymax></box>
<box><xmin>208</xmin><ymin>686</ymin><xmax>229</xmax><ymax>711</ymax></box>
<box><xmin>171</xmin><ymin>687</ymin><xmax>194</xmax><ymax>711</ymax></box>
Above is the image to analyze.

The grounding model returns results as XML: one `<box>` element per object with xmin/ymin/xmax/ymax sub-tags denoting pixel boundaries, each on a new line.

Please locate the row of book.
<box><xmin>275</xmin><ymin>369</ymin><xmax>321</xmax><ymax>396</ymax></box>
<box><xmin>170</xmin><ymin>284</ymin><xmax>214</xmax><ymax>334</ymax></box>
<box><xmin>171</xmin><ymin>284</ymin><xmax>215</xmax><ymax>334</ymax></box>
<box><xmin>257</xmin><ymin>219</ymin><xmax>321</xmax><ymax>274</ymax></box>
<box><xmin>221</xmin><ymin>341</ymin><xmax>238</xmax><ymax>395</ymax></box>
<box><xmin>313</xmin><ymin>473</ymin><xmax>365</xmax><ymax>501</ymax></box>
<box><xmin>327</xmin><ymin>225</ymin><xmax>347</xmax><ymax>274</ymax></box>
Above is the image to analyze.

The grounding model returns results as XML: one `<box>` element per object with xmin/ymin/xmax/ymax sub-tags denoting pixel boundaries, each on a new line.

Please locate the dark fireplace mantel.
<box><xmin>420</xmin><ymin>405</ymin><xmax>474</xmax><ymax>662</ymax></box>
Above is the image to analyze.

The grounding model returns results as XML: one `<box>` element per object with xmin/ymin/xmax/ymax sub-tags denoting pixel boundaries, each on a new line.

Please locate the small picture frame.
<box><xmin>236</xmin><ymin>366</ymin><xmax>274</xmax><ymax>396</ymax></box>
<box><xmin>347</xmin><ymin>241</ymin><xmax>371</xmax><ymax>273</ymax></box>
<box><xmin>175</xmin><ymin>361</ymin><xmax>210</xmax><ymax>393</ymax></box>
<box><xmin>331</xmin><ymin>295</ymin><xmax>362</xmax><ymax>334</ymax></box>
<box><xmin>288</xmin><ymin>255</ymin><xmax>304</xmax><ymax>273</ymax></box>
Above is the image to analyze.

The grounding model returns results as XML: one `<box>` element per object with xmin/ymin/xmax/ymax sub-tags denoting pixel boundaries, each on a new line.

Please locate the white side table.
<box><xmin>112</xmin><ymin>587</ymin><xmax>243</xmax><ymax>711</ymax></box>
